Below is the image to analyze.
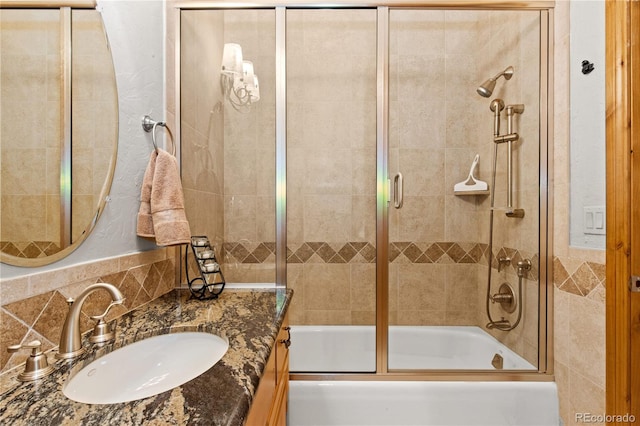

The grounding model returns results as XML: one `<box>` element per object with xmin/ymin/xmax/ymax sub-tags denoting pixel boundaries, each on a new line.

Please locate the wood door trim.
<box><xmin>605</xmin><ymin>0</ymin><xmax>636</xmax><ymax>421</ymax></box>
<box><xmin>629</xmin><ymin>0</ymin><xmax>640</xmax><ymax>420</ymax></box>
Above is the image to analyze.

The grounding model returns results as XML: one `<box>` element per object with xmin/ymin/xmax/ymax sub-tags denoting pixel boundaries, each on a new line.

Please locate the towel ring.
<box><xmin>142</xmin><ymin>115</ymin><xmax>176</xmax><ymax>156</ymax></box>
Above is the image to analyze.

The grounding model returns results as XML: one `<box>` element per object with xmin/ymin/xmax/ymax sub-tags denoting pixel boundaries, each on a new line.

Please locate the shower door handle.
<box><xmin>393</xmin><ymin>172</ymin><xmax>404</xmax><ymax>209</ymax></box>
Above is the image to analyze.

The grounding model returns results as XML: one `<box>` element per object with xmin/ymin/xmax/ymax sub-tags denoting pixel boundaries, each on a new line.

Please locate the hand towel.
<box><xmin>137</xmin><ymin>149</ymin><xmax>191</xmax><ymax>246</ymax></box>
<box><xmin>136</xmin><ymin>151</ymin><xmax>156</xmax><ymax>238</ymax></box>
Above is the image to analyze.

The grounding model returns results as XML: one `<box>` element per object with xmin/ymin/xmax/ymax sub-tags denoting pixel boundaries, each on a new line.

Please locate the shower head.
<box><xmin>476</xmin><ymin>66</ymin><xmax>514</xmax><ymax>98</ymax></box>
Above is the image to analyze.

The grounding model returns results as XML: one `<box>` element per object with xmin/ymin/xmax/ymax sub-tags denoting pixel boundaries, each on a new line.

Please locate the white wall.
<box><xmin>569</xmin><ymin>0</ymin><xmax>606</xmax><ymax>249</ymax></box>
<box><xmin>0</xmin><ymin>0</ymin><xmax>165</xmax><ymax>279</ymax></box>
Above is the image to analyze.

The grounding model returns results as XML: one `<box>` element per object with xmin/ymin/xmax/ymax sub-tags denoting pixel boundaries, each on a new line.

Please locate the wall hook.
<box><xmin>581</xmin><ymin>60</ymin><xmax>594</xmax><ymax>75</ymax></box>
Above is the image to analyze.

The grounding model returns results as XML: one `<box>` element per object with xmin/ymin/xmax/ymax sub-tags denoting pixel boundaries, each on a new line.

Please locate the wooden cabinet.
<box><xmin>246</xmin><ymin>312</ymin><xmax>290</xmax><ymax>426</ymax></box>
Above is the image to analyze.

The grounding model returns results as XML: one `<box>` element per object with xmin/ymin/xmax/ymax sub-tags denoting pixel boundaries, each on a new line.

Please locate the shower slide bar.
<box><xmin>491</xmin><ymin>101</ymin><xmax>525</xmax><ymax>218</ymax></box>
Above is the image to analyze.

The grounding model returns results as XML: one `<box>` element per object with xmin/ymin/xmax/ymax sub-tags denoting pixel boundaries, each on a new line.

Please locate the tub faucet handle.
<box><xmin>497</xmin><ymin>257</ymin><xmax>511</xmax><ymax>272</ymax></box>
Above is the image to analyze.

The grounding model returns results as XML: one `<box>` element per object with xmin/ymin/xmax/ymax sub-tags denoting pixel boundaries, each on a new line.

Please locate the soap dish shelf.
<box><xmin>454</xmin><ymin>189</ymin><xmax>490</xmax><ymax>196</ymax></box>
<box><xmin>185</xmin><ymin>235</ymin><xmax>226</xmax><ymax>300</ymax></box>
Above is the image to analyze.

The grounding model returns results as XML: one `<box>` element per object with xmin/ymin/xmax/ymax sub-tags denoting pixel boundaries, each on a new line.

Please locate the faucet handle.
<box><xmin>7</xmin><ymin>340</ymin><xmax>55</xmax><ymax>381</ymax></box>
<box><xmin>89</xmin><ymin>300</ymin><xmax>123</xmax><ymax>344</ymax></box>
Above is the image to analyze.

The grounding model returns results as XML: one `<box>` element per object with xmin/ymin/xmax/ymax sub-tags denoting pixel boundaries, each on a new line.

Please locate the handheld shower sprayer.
<box><xmin>476</xmin><ymin>66</ymin><xmax>514</xmax><ymax>98</ymax></box>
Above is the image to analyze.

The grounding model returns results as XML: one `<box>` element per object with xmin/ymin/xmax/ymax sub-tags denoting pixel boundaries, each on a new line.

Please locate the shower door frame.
<box><xmin>172</xmin><ymin>0</ymin><xmax>554</xmax><ymax>382</ymax></box>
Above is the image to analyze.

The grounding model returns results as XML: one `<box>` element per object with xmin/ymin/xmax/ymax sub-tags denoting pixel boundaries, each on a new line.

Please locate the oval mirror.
<box><xmin>0</xmin><ymin>7</ymin><xmax>118</xmax><ymax>267</ymax></box>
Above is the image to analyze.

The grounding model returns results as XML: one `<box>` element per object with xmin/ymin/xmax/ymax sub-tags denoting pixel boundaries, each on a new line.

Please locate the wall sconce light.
<box><xmin>221</xmin><ymin>43</ymin><xmax>260</xmax><ymax>112</ymax></box>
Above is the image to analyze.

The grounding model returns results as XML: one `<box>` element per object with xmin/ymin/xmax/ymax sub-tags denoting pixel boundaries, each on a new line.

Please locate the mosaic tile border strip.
<box><xmin>0</xmin><ymin>241</ymin><xmax>62</xmax><ymax>258</ymax></box>
<box><xmin>223</xmin><ymin>240</ymin><xmax>539</xmax><ymax>278</ymax></box>
<box><xmin>553</xmin><ymin>257</ymin><xmax>605</xmax><ymax>299</ymax></box>
<box><xmin>0</xmin><ymin>257</ymin><xmax>175</xmax><ymax>374</ymax></box>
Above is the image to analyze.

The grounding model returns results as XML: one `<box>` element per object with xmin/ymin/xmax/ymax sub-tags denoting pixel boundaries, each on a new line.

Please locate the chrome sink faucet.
<box><xmin>56</xmin><ymin>283</ymin><xmax>124</xmax><ymax>360</ymax></box>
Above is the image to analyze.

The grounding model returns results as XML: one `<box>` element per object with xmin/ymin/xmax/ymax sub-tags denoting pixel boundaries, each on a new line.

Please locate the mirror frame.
<box><xmin>0</xmin><ymin>0</ymin><xmax>119</xmax><ymax>267</ymax></box>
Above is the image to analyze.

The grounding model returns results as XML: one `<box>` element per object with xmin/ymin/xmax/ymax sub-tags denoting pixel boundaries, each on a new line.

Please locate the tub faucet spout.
<box><xmin>486</xmin><ymin>318</ymin><xmax>511</xmax><ymax>330</ymax></box>
<box><xmin>56</xmin><ymin>283</ymin><xmax>124</xmax><ymax>360</ymax></box>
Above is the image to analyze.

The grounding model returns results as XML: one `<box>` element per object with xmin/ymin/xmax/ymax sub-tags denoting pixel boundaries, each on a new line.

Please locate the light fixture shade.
<box><xmin>242</xmin><ymin>61</ymin><xmax>255</xmax><ymax>86</ymax></box>
<box><xmin>249</xmin><ymin>75</ymin><xmax>260</xmax><ymax>102</ymax></box>
<box><xmin>221</xmin><ymin>43</ymin><xmax>243</xmax><ymax>75</ymax></box>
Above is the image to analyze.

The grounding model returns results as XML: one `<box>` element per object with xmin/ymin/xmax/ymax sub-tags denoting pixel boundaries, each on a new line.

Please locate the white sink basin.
<box><xmin>63</xmin><ymin>332</ymin><xmax>229</xmax><ymax>404</ymax></box>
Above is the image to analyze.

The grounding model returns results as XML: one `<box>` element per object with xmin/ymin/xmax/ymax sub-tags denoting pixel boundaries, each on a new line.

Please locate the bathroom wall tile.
<box><xmin>401</xmin><ymin>148</ymin><xmax>445</xmax><ymax>197</ymax></box>
<box><xmin>351</xmin><ymin>311</ymin><xmax>375</xmax><ymax>325</ymax></box>
<box><xmin>522</xmin><ymin>341</ymin><xmax>537</xmax><ymax>367</ymax></box>
<box><xmin>445</xmin><ymin>264</ymin><xmax>478</xmax><ymax>314</ymax></box>
<box><xmin>31</xmin><ymin>291</ymin><xmax>69</xmax><ymax>346</ymax></box>
<box><xmin>0</xmin><ymin>309</ymin><xmax>30</xmax><ymax>371</ymax></box>
<box><xmin>587</xmin><ymin>283</ymin><xmax>606</xmax><ymax>304</ymax></box>
<box><xmin>224</xmin><ymin>195</ymin><xmax>257</xmax><ymax>242</ymax></box>
<box><xmin>443</xmin><ymin>11</ymin><xmax>480</xmax><ymax>55</ymax></box>
<box><xmin>444</xmin><ymin>310</ymin><xmax>476</xmax><ymax>326</ymax></box>
<box><xmin>302</xmin><ymin>264</ymin><xmax>350</xmax><ymax>311</ymax></box>
<box><xmin>388</xmin><ymin>264</ymin><xmax>399</xmax><ymax>317</ymax></box>
<box><xmin>571</xmin><ymin>263</ymin><xmax>602</xmax><ymax>296</ymax></box>
<box><xmin>0</xmin><ymin>276</ymin><xmax>30</xmax><ymax>306</ymax></box>
<box><xmin>569</xmin><ymin>293</ymin><xmax>605</xmax><ymax>389</ymax></box>
<box><xmin>392</xmin><ymin>100</ymin><xmax>446</xmax><ymax>151</ymax></box>
<box><xmin>555</xmin><ymin>361</ymin><xmax>571</xmax><ymax>425</ymax></box>
<box><xmin>222</xmin><ymin>265</ymin><xmax>257</xmax><ymax>284</ymax></box>
<box><xmin>4</xmin><ymin>292</ymin><xmax>53</xmax><ymax>329</ymax></box>
<box><xmin>396</xmin><ymin>196</ymin><xmax>445</xmax><ymax>242</ymax></box>
<box><xmin>444</xmin><ymin>195</ymin><xmax>482</xmax><ymax>242</ymax></box>
<box><xmin>121</xmin><ymin>249</ymin><xmax>170</xmax><ymax>271</ymax></box>
<box><xmin>350</xmin><ymin>264</ymin><xmax>376</xmax><ymax>312</ymax></box>
<box><xmin>305</xmin><ymin>310</ymin><xmax>352</xmax><ymax>326</ymax></box>
<box><xmin>303</xmin><ymin>195</ymin><xmax>352</xmax><ymax>242</ymax></box>
<box><xmin>390</xmin><ymin>10</ymin><xmax>445</xmax><ymax>58</ymax></box>
<box><xmin>398</xmin><ymin>264</ymin><xmax>446</xmax><ymax>311</ymax></box>
<box><xmin>301</xmin><ymin>146</ymin><xmax>352</xmax><ymax>195</ymax></box>
<box><xmin>132</xmin><ymin>285</ymin><xmax>153</xmax><ymax>309</ymax></box>
<box><xmin>567</xmin><ymin>371</ymin><xmax>605</xmax><ymax>426</ymax></box>
<box><xmin>225</xmin><ymin>148</ymin><xmax>256</xmax><ymax>196</ymax></box>
<box><xmin>522</xmin><ymin>280</ymin><xmax>539</xmax><ymax>349</ymax></box>
<box><xmin>397</xmin><ymin>310</ymin><xmax>446</xmax><ymax>326</ymax></box>
<box><xmin>553</xmin><ymin>184</ymin><xmax>570</xmax><ymax>258</ymax></box>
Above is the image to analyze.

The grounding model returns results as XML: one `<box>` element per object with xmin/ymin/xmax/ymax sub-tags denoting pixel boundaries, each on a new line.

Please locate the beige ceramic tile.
<box><xmin>303</xmin><ymin>264</ymin><xmax>350</xmax><ymax>311</ymax></box>
<box><xmin>120</xmin><ymin>248</ymin><xmax>169</xmax><ymax>271</ymax></box>
<box><xmin>397</xmin><ymin>264</ymin><xmax>446</xmax><ymax>313</ymax></box>
<box><xmin>554</xmin><ymin>361</ymin><xmax>571</xmax><ymax>425</ymax></box>
<box><xmin>0</xmin><ymin>276</ymin><xmax>30</xmax><ymax>306</ymax></box>
<box><xmin>569</xmin><ymin>293</ymin><xmax>605</xmax><ymax>388</ymax></box>
<box><xmin>350</xmin><ymin>264</ymin><xmax>376</xmax><ymax>312</ymax></box>
<box><xmin>567</xmin><ymin>371</ymin><xmax>605</xmax><ymax>426</ymax></box>
<box><xmin>305</xmin><ymin>310</ymin><xmax>352</xmax><ymax>326</ymax></box>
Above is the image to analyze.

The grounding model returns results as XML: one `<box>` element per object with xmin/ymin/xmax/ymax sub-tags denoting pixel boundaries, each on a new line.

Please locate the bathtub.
<box><xmin>288</xmin><ymin>326</ymin><xmax>559</xmax><ymax>426</ymax></box>
<box><xmin>288</xmin><ymin>381</ymin><xmax>559</xmax><ymax>426</ymax></box>
<box><xmin>289</xmin><ymin>325</ymin><xmax>535</xmax><ymax>371</ymax></box>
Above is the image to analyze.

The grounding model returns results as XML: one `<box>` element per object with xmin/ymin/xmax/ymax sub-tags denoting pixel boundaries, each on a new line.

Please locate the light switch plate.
<box><xmin>583</xmin><ymin>206</ymin><xmax>606</xmax><ymax>235</ymax></box>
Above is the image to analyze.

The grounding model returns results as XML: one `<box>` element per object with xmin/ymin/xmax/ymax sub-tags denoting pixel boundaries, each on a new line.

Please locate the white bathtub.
<box><xmin>288</xmin><ymin>381</ymin><xmax>560</xmax><ymax>426</ymax></box>
<box><xmin>288</xmin><ymin>326</ymin><xmax>558</xmax><ymax>426</ymax></box>
<box><xmin>290</xmin><ymin>325</ymin><xmax>535</xmax><ymax>371</ymax></box>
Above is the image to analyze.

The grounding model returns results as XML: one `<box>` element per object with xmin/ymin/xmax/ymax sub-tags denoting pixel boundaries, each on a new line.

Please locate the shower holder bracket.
<box><xmin>506</xmin><ymin>208</ymin><xmax>525</xmax><ymax>218</ymax></box>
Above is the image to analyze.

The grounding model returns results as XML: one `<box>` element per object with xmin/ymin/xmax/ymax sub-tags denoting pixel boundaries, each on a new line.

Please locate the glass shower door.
<box><xmin>387</xmin><ymin>9</ymin><xmax>542</xmax><ymax>371</ymax></box>
<box><xmin>286</xmin><ymin>8</ymin><xmax>378</xmax><ymax>373</ymax></box>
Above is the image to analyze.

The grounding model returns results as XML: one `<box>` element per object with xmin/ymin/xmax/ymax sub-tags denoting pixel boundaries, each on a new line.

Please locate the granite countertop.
<box><xmin>0</xmin><ymin>287</ymin><xmax>293</xmax><ymax>426</ymax></box>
